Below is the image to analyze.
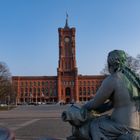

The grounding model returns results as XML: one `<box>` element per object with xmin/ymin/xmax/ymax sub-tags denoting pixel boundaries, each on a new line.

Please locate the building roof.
<box><xmin>12</xmin><ymin>76</ymin><xmax>57</xmax><ymax>80</ymax></box>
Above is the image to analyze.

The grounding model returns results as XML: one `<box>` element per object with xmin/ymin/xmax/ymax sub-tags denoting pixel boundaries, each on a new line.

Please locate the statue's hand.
<box><xmin>90</xmin><ymin>110</ymin><xmax>101</xmax><ymax>118</ymax></box>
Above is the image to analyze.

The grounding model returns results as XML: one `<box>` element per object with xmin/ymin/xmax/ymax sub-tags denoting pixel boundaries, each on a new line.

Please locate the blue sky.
<box><xmin>0</xmin><ymin>0</ymin><xmax>140</xmax><ymax>76</ymax></box>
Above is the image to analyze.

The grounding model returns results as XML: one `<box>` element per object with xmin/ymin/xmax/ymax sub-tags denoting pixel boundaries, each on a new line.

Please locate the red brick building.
<box><xmin>12</xmin><ymin>17</ymin><xmax>105</xmax><ymax>104</ymax></box>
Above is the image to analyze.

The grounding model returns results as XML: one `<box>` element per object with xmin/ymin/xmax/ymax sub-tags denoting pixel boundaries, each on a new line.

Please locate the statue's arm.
<box><xmin>94</xmin><ymin>101</ymin><xmax>113</xmax><ymax>113</ymax></box>
<box><xmin>83</xmin><ymin>76</ymin><xmax>115</xmax><ymax>111</ymax></box>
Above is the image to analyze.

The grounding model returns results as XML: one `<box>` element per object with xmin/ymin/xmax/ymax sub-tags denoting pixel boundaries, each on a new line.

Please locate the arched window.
<box><xmin>42</xmin><ymin>88</ymin><xmax>45</xmax><ymax>96</ymax></box>
<box><xmin>88</xmin><ymin>87</ymin><xmax>90</xmax><ymax>95</ymax></box>
<box><xmin>92</xmin><ymin>87</ymin><xmax>94</xmax><ymax>95</ymax></box>
<box><xmin>30</xmin><ymin>82</ymin><xmax>32</xmax><ymax>87</ymax></box>
<box><xmin>34</xmin><ymin>88</ymin><xmax>36</xmax><ymax>92</ymax></box>
<box><xmin>42</xmin><ymin>81</ymin><xmax>44</xmax><ymax>86</ymax></box>
<box><xmin>25</xmin><ymin>88</ymin><xmax>28</xmax><ymax>93</ymax></box>
<box><xmin>46</xmin><ymin>81</ymin><xmax>48</xmax><ymax>86</ymax></box>
<box><xmin>50</xmin><ymin>81</ymin><xmax>52</xmax><ymax>87</ymax></box>
<box><xmin>84</xmin><ymin>81</ymin><xmax>86</xmax><ymax>86</ymax></box>
<box><xmin>50</xmin><ymin>88</ymin><xmax>53</xmax><ymax>96</ymax></box>
<box><xmin>65</xmin><ymin>62</ymin><xmax>67</xmax><ymax>70</ymax></box>
<box><xmin>46</xmin><ymin>88</ymin><xmax>48</xmax><ymax>96</ymax></box>
<box><xmin>38</xmin><ymin>88</ymin><xmax>40</xmax><ymax>93</ymax></box>
<box><xmin>38</xmin><ymin>81</ymin><xmax>40</xmax><ymax>86</ymax></box>
<box><xmin>79</xmin><ymin>87</ymin><xmax>82</xmax><ymax>95</ymax></box>
<box><xmin>79</xmin><ymin>81</ymin><xmax>82</xmax><ymax>86</ymax></box>
<box><xmin>88</xmin><ymin>81</ymin><xmax>90</xmax><ymax>86</ymax></box>
<box><xmin>33</xmin><ymin>88</ymin><xmax>36</xmax><ymax>97</ymax></box>
<box><xmin>38</xmin><ymin>88</ymin><xmax>40</xmax><ymax>96</ymax></box>
<box><xmin>29</xmin><ymin>88</ymin><xmax>32</xmax><ymax>92</ymax></box>
<box><xmin>21</xmin><ymin>93</ymin><xmax>23</xmax><ymax>97</ymax></box>
<box><xmin>34</xmin><ymin>81</ymin><xmax>36</xmax><ymax>86</ymax></box>
<box><xmin>83</xmin><ymin>87</ymin><xmax>86</xmax><ymax>95</ymax></box>
<box><xmin>21</xmin><ymin>88</ymin><xmax>23</xmax><ymax>94</ymax></box>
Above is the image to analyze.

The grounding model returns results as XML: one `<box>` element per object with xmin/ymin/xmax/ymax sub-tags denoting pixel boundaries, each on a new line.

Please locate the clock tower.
<box><xmin>57</xmin><ymin>15</ymin><xmax>79</xmax><ymax>103</ymax></box>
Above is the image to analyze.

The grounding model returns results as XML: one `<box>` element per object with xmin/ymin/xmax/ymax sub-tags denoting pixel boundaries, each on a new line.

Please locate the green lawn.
<box><xmin>0</xmin><ymin>105</ymin><xmax>16</xmax><ymax>111</ymax></box>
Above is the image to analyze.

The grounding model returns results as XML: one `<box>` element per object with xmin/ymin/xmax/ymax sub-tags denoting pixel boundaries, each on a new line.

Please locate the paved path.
<box><xmin>0</xmin><ymin>105</ymin><xmax>72</xmax><ymax>140</ymax></box>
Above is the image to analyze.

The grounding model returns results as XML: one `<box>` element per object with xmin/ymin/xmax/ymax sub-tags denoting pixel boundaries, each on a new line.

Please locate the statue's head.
<box><xmin>107</xmin><ymin>50</ymin><xmax>127</xmax><ymax>74</ymax></box>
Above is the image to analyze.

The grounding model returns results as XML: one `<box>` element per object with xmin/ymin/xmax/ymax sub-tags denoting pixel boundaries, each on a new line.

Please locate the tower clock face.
<box><xmin>64</xmin><ymin>37</ymin><xmax>70</xmax><ymax>43</ymax></box>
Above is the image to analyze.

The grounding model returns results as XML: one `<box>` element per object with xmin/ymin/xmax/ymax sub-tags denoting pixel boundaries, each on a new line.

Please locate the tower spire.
<box><xmin>65</xmin><ymin>13</ymin><xmax>69</xmax><ymax>28</ymax></box>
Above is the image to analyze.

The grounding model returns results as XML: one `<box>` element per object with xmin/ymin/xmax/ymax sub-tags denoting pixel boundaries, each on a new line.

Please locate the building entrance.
<box><xmin>65</xmin><ymin>87</ymin><xmax>71</xmax><ymax>103</ymax></box>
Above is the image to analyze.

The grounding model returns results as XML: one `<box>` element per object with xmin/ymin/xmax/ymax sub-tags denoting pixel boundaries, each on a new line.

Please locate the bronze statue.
<box><xmin>0</xmin><ymin>127</ymin><xmax>15</xmax><ymax>140</ymax></box>
<box><xmin>62</xmin><ymin>50</ymin><xmax>140</xmax><ymax>140</ymax></box>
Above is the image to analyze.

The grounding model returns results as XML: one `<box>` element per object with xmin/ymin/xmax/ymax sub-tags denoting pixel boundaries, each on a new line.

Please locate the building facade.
<box><xmin>12</xmin><ymin>18</ymin><xmax>105</xmax><ymax>104</ymax></box>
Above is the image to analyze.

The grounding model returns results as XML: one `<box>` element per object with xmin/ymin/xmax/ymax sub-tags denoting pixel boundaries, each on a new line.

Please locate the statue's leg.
<box><xmin>67</xmin><ymin>125</ymin><xmax>90</xmax><ymax>140</ymax></box>
<box><xmin>90</xmin><ymin>115</ymin><xmax>131</xmax><ymax>140</ymax></box>
<box><xmin>117</xmin><ymin>132</ymin><xmax>140</xmax><ymax>140</ymax></box>
<box><xmin>117</xmin><ymin>134</ymin><xmax>131</xmax><ymax>140</ymax></box>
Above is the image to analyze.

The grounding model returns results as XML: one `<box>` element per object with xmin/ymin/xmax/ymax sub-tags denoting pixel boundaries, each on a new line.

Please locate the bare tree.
<box><xmin>0</xmin><ymin>62</ymin><xmax>13</xmax><ymax>104</ymax></box>
<box><xmin>101</xmin><ymin>54</ymin><xmax>140</xmax><ymax>76</ymax></box>
<box><xmin>126</xmin><ymin>54</ymin><xmax>140</xmax><ymax>76</ymax></box>
<box><xmin>100</xmin><ymin>64</ymin><xmax>109</xmax><ymax>75</ymax></box>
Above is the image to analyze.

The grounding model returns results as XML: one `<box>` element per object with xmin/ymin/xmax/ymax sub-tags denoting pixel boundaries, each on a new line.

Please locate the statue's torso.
<box><xmin>111</xmin><ymin>72</ymin><xmax>140</xmax><ymax>130</ymax></box>
<box><xmin>111</xmin><ymin>105</ymin><xmax>140</xmax><ymax>130</ymax></box>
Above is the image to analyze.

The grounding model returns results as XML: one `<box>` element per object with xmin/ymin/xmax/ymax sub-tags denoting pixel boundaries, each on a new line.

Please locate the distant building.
<box><xmin>12</xmin><ymin>17</ymin><xmax>105</xmax><ymax>104</ymax></box>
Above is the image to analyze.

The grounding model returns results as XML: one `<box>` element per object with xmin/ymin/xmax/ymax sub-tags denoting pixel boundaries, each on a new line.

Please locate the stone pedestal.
<box><xmin>67</xmin><ymin>136</ymin><xmax>88</xmax><ymax>140</ymax></box>
<box><xmin>38</xmin><ymin>138</ymin><xmax>64</xmax><ymax>140</ymax></box>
